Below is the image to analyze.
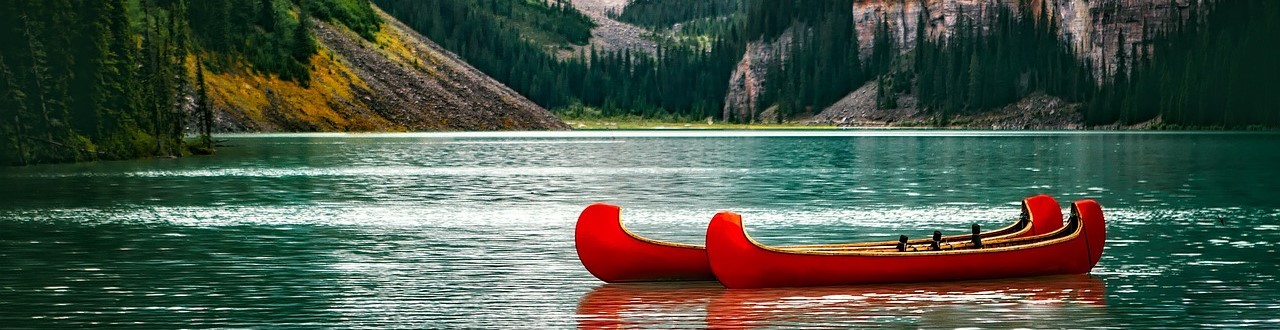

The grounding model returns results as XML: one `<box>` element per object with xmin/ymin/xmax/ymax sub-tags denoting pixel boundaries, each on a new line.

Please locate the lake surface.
<box><xmin>2</xmin><ymin>131</ymin><xmax>1278</xmax><ymax>328</ymax></box>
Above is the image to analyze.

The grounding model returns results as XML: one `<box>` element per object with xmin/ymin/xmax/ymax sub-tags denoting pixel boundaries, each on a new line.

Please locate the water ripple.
<box><xmin>3</xmin><ymin>132</ymin><xmax>1279</xmax><ymax>327</ymax></box>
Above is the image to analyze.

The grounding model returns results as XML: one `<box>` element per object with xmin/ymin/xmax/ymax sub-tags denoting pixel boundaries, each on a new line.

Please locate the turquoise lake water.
<box><xmin>1</xmin><ymin>131</ymin><xmax>1278</xmax><ymax>328</ymax></box>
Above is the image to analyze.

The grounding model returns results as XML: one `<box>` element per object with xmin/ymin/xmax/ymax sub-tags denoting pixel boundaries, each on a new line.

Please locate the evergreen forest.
<box><xmin>378</xmin><ymin>0</ymin><xmax>1277</xmax><ymax>127</ymax></box>
<box><xmin>374</xmin><ymin>0</ymin><xmax>745</xmax><ymax>120</ymax></box>
<box><xmin>1088</xmin><ymin>0</ymin><xmax>1279</xmax><ymax>128</ymax></box>
<box><xmin>610</xmin><ymin>0</ymin><xmax>743</xmax><ymax>31</ymax></box>
<box><xmin>0</xmin><ymin>0</ymin><xmax>382</xmax><ymax>165</ymax></box>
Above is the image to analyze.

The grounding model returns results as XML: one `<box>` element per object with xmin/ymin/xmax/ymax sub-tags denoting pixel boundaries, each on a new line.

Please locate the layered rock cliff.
<box><xmin>722</xmin><ymin>30</ymin><xmax>793</xmax><ymax>123</ymax></box>
<box><xmin>723</xmin><ymin>0</ymin><xmax>1195</xmax><ymax>123</ymax></box>
<box><xmin>848</xmin><ymin>0</ymin><xmax>1191</xmax><ymax>74</ymax></box>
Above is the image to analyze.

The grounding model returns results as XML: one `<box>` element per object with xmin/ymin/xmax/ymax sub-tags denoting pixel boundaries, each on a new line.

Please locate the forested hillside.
<box><xmin>611</xmin><ymin>0</ymin><xmax>742</xmax><ymax>32</ymax></box>
<box><xmin>188</xmin><ymin>0</ymin><xmax>382</xmax><ymax>86</ymax></box>
<box><xmin>376</xmin><ymin>0</ymin><xmax>744</xmax><ymax>121</ymax></box>
<box><xmin>379</xmin><ymin>0</ymin><xmax>1274</xmax><ymax>128</ymax></box>
<box><xmin>901</xmin><ymin>1</ymin><xmax>1095</xmax><ymax>124</ymax></box>
<box><xmin>1088</xmin><ymin>1</ymin><xmax>1279</xmax><ymax>128</ymax></box>
<box><xmin>1</xmin><ymin>0</ymin><xmax>194</xmax><ymax>165</ymax></box>
<box><xmin>859</xmin><ymin>0</ymin><xmax>1278</xmax><ymax>128</ymax></box>
<box><xmin>0</xmin><ymin>0</ymin><xmax>385</xmax><ymax>165</ymax></box>
<box><xmin>747</xmin><ymin>1</ymin><xmax>883</xmax><ymax>122</ymax></box>
<box><xmin>745</xmin><ymin>0</ymin><xmax>1279</xmax><ymax>128</ymax></box>
<box><xmin>1</xmin><ymin>0</ymin><xmax>565</xmax><ymax>165</ymax></box>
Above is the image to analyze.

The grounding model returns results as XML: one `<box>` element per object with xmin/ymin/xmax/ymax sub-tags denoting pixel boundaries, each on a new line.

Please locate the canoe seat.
<box><xmin>930</xmin><ymin>230</ymin><xmax>943</xmax><ymax>251</ymax></box>
<box><xmin>971</xmin><ymin>224</ymin><xmax>983</xmax><ymax>248</ymax></box>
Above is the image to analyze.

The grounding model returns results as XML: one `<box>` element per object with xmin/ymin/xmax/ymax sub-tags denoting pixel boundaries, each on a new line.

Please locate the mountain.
<box><xmin>720</xmin><ymin>0</ymin><xmax>1277</xmax><ymax>129</ymax></box>
<box><xmin>845</xmin><ymin>0</ymin><xmax>1189</xmax><ymax>79</ymax></box>
<box><xmin>207</xmin><ymin>8</ymin><xmax>567</xmax><ymax>132</ymax></box>
<box><xmin>725</xmin><ymin>0</ymin><xmax>1193</xmax><ymax>125</ymax></box>
<box><xmin>199</xmin><ymin>6</ymin><xmax>567</xmax><ymax>132</ymax></box>
<box><xmin>821</xmin><ymin>0</ymin><xmax>1173</xmax><ymax>127</ymax></box>
<box><xmin>375</xmin><ymin>0</ymin><xmax>742</xmax><ymax>122</ymax></box>
<box><xmin>445</xmin><ymin>0</ymin><xmax>1235</xmax><ymax>129</ymax></box>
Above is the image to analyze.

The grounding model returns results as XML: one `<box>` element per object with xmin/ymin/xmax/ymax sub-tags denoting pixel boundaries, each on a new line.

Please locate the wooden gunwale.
<box><xmin>768</xmin><ymin>200</ymin><xmax>1042</xmax><ymax>252</ymax></box>
<box><xmin>617</xmin><ymin>218</ymin><xmax>705</xmax><ymax>250</ymax></box>
<box><xmin>785</xmin><ymin>201</ymin><xmax>1033</xmax><ymax>250</ymax></box>
<box><xmin>614</xmin><ymin>200</ymin><xmax>1041</xmax><ymax>252</ymax></box>
<box><xmin>737</xmin><ymin>203</ymin><xmax>1086</xmax><ymax>257</ymax></box>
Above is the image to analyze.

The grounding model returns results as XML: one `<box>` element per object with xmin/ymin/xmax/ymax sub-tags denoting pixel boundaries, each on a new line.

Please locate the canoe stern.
<box><xmin>1025</xmin><ymin>194</ymin><xmax>1064</xmax><ymax>236</ymax></box>
<box><xmin>574</xmin><ymin>203</ymin><xmax>715</xmax><ymax>282</ymax></box>
<box><xmin>1073</xmin><ymin>199</ymin><xmax>1107</xmax><ymax>271</ymax></box>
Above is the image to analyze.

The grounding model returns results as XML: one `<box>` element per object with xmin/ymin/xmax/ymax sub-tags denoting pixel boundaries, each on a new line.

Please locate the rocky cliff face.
<box><xmin>564</xmin><ymin>0</ymin><xmax>658</xmax><ymax>56</ymax></box>
<box><xmin>723</xmin><ymin>0</ymin><xmax>1194</xmax><ymax>121</ymax></box>
<box><xmin>204</xmin><ymin>7</ymin><xmax>568</xmax><ymax>132</ymax></box>
<box><xmin>722</xmin><ymin>30</ymin><xmax>792</xmax><ymax>123</ymax></box>
<box><xmin>849</xmin><ymin>0</ymin><xmax>1192</xmax><ymax>74</ymax></box>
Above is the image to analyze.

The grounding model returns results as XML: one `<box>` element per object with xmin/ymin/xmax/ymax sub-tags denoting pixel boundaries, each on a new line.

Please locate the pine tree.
<box><xmin>967</xmin><ymin>50</ymin><xmax>982</xmax><ymax>112</ymax></box>
<box><xmin>196</xmin><ymin>55</ymin><xmax>213</xmax><ymax>149</ymax></box>
<box><xmin>1113</xmin><ymin>31</ymin><xmax>1129</xmax><ymax>124</ymax></box>
<box><xmin>68</xmin><ymin>1</ymin><xmax>110</xmax><ymax>140</ymax></box>
<box><xmin>292</xmin><ymin>6</ymin><xmax>316</xmax><ymax>86</ymax></box>
<box><xmin>21</xmin><ymin>14</ymin><xmax>58</xmax><ymax>148</ymax></box>
<box><xmin>103</xmin><ymin>0</ymin><xmax>142</xmax><ymax>158</ymax></box>
<box><xmin>0</xmin><ymin>54</ymin><xmax>28</xmax><ymax>165</ymax></box>
<box><xmin>259</xmin><ymin>0</ymin><xmax>277</xmax><ymax>32</ymax></box>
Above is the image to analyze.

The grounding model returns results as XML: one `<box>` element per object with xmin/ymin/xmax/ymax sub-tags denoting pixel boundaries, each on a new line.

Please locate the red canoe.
<box><xmin>705</xmin><ymin>200</ymin><xmax>1106</xmax><ymax>289</ymax></box>
<box><xmin>575</xmin><ymin>195</ymin><xmax>1064</xmax><ymax>283</ymax></box>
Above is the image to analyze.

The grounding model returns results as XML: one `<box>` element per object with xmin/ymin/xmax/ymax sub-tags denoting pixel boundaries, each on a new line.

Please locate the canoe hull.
<box><xmin>575</xmin><ymin>203</ymin><xmax>716</xmax><ymax>282</ymax></box>
<box><xmin>573</xmin><ymin>196</ymin><xmax>1086</xmax><ymax>285</ymax></box>
<box><xmin>706</xmin><ymin>200</ymin><xmax>1106</xmax><ymax>289</ymax></box>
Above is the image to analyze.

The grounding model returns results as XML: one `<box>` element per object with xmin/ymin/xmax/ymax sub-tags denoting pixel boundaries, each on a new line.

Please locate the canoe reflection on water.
<box><xmin>577</xmin><ymin>282</ymin><xmax>724</xmax><ymax>329</ymax></box>
<box><xmin>577</xmin><ymin>275</ymin><xmax>1106</xmax><ymax>328</ymax></box>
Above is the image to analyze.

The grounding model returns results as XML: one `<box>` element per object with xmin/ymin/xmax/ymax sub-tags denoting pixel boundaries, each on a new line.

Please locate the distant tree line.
<box><xmin>1089</xmin><ymin>0</ymin><xmax>1280</xmax><ymax>128</ymax></box>
<box><xmin>905</xmin><ymin>0</ymin><xmax>1095</xmax><ymax>123</ymax></box>
<box><xmin>754</xmin><ymin>0</ymin><xmax>875</xmax><ymax>122</ymax></box>
<box><xmin>757</xmin><ymin>0</ymin><xmax>1277</xmax><ymax>128</ymax></box>
<box><xmin>748</xmin><ymin>0</ymin><xmax>1095</xmax><ymax>123</ymax></box>
<box><xmin>611</xmin><ymin>0</ymin><xmax>743</xmax><ymax>31</ymax></box>
<box><xmin>376</xmin><ymin>0</ymin><xmax>745</xmax><ymax>121</ymax></box>
<box><xmin>0</xmin><ymin>0</ymin><xmax>386</xmax><ymax>165</ymax></box>
<box><xmin>899</xmin><ymin>0</ymin><xmax>1278</xmax><ymax>127</ymax></box>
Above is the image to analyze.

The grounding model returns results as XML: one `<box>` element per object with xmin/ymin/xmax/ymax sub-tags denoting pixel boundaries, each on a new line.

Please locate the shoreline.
<box><xmin>561</xmin><ymin>118</ymin><xmax>1278</xmax><ymax>131</ymax></box>
<box><xmin>8</xmin><ymin>128</ymin><xmax>1276</xmax><ymax>167</ymax></box>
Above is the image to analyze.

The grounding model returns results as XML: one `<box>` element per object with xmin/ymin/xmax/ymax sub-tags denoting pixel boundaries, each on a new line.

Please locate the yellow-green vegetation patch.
<box><xmin>196</xmin><ymin>44</ymin><xmax>395</xmax><ymax>131</ymax></box>
<box><xmin>370</xmin><ymin>18</ymin><xmax>442</xmax><ymax>77</ymax></box>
